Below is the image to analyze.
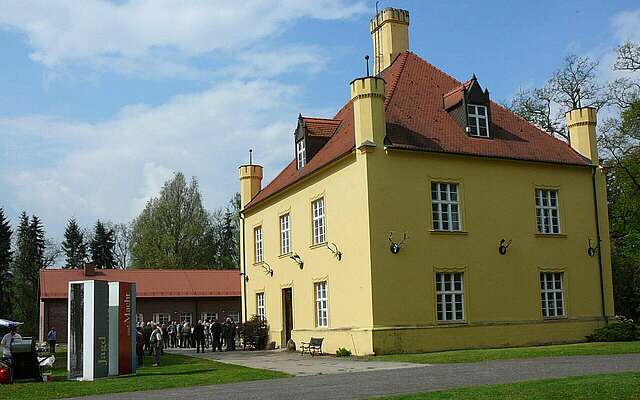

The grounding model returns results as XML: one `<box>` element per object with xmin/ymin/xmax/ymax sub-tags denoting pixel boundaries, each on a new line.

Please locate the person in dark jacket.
<box><xmin>193</xmin><ymin>320</ymin><xmax>205</xmax><ymax>353</ymax></box>
<box><xmin>142</xmin><ymin>322</ymin><xmax>153</xmax><ymax>354</ymax></box>
<box><xmin>210</xmin><ymin>319</ymin><xmax>222</xmax><ymax>352</ymax></box>
<box><xmin>135</xmin><ymin>327</ymin><xmax>145</xmax><ymax>367</ymax></box>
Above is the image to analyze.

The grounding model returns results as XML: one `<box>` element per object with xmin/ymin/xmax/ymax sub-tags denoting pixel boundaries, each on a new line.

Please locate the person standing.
<box><xmin>182</xmin><ymin>321</ymin><xmax>191</xmax><ymax>348</ymax></box>
<box><xmin>47</xmin><ymin>327</ymin><xmax>57</xmax><ymax>353</ymax></box>
<box><xmin>194</xmin><ymin>320</ymin><xmax>205</xmax><ymax>353</ymax></box>
<box><xmin>150</xmin><ymin>323</ymin><xmax>163</xmax><ymax>367</ymax></box>
<box><xmin>135</xmin><ymin>326</ymin><xmax>145</xmax><ymax>367</ymax></box>
<box><xmin>176</xmin><ymin>322</ymin><xmax>183</xmax><ymax>348</ymax></box>
<box><xmin>143</xmin><ymin>322</ymin><xmax>153</xmax><ymax>354</ymax></box>
<box><xmin>1</xmin><ymin>325</ymin><xmax>22</xmax><ymax>383</ymax></box>
<box><xmin>211</xmin><ymin>319</ymin><xmax>222</xmax><ymax>352</ymax></box>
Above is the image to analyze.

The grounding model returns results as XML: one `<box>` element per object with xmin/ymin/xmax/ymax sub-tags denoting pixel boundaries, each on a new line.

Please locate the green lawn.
<box><xmin>2</xmin><ymin>350</ymin><xmax>288</xmax><ymax>400</ymax></box>
<box><xmin>370</xmin><ymin>341</ymin><xmax>640</xmax><ymax>364</ymax></box>
<box><xmin>373</xmin><ymin>372</ymin><xmax>640</xmax><ymax>399</ymax></box>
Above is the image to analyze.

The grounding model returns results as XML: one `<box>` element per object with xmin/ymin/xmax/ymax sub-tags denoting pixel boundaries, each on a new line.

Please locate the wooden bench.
<box><xmin>300</xmin><ymin>337</ymin><xmax>324</xmax><ymax>356</ymax></box>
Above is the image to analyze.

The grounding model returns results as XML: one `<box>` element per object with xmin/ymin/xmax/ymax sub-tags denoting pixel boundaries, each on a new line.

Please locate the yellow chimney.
<box><xmin>566</xmin><ymin>107</ymin><xmax>598</xmax><ymax>164</ymax></box>
<box><xmin>238</xmin><ymin>164</ymin><xmax>263</xmax><ymax>208</ymax></box>
<box><xmin>350</xmin><ymin>76</ymin><xmax>386</xmax><ymax>152</ymax></box>
<box><xmin>370</xmin><ymin>8</ymin><xmax>409</xmax><ymax>75</ymax></box>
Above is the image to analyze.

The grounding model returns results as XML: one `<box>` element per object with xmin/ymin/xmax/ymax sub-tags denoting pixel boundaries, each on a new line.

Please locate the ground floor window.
<box><xmin>315</xmin><ymin>281</ymin><xmax>328</xmax><ymax>327</ymax></box>
<box><xmin>228</xmin><ymin>311</ymin><xmax>240</xmax><ymax>323</ymax></box>
<box><xmin>180</xmin><ymin>312</ymin><xmax>193</xmax><ymax>323</ymax></box>
<box><xmin>257</xmin><ymin>292</ymin><xmax>265</xmax><ymax>320</ymax></box>
<box><xmin>201</xmin><ymin>312</ymin><xmax>217</xmax><ymax>322</ymax></box>
<box><xmin>136</xmin><ymin>313</ymin><xmax>144</xmax><ymax>324</ymax></box>
<box><xmin>540</xmin><ymin>272</ymin><xmax>565</xmax><ymax>318</ymax></box>
<box><xmin>153</xmin><ymin>312</ymin><xmax>170</xmax><ymax>325</ymax></box>
<box><xmin>435</xmin><ymin>272</ymin><xmax>464</xmax><ymax>322</ymax></box>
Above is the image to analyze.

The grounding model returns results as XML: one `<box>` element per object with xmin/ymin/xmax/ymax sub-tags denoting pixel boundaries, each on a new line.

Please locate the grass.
<box><xmin>370</xmin><ymin>341</ymin><xmax>640</xmax><ymax>364</ymax></box>
<box><xmin>373</xmin><ymin>372</ymin><xmax>640</xmax><ymax>399</ymax></box>
<box><xmin>1</xmin><ymin>349</ymin><xmax>288</xmax><ymax>400</ymax></box>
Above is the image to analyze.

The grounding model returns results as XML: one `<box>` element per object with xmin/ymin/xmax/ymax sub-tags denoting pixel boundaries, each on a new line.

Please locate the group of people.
<box><xmin>135</xmin><ymin>318</ymin><xmax>238</xmax><ymax>367</ymax></box>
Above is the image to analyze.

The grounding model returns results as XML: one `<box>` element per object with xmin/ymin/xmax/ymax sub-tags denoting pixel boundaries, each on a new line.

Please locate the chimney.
<box><xmin>370</xmin><ymin>8</ymin><xmax>410</xmax><ymax>75</ymax></box>
<box><xmin>239</xmin><ymin>164</ymin><xmax>264</xmax><ymax>208</ymax></box>
<box><xmin>566</xmin><ymin>107</ymin><xmax>598</xmax><ymax>164</ymax></box>
<box><xmin>350</xmin><ymin>76</ymin><xmax>386</xmax><ymax>151</ymax></box>
<box><xmin>84</xmin><ymin>262</ymin><xmax>96</xmax><ymax>276</ymax></box>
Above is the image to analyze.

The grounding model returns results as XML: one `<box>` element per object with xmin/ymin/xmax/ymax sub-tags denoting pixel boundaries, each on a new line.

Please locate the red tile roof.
<box><xmin>245</xmin><ymin>51</ymin><xmax>589</xmax><ymax>211</ymax></box>
<box><xmin>302</xmin><ymin>117</ymin><xmax>341</xmax><ymax>137</ymax></box>
<box><xmin>39</xmin><ymin>269</ymin><xmax>241</xmax><ymax>299</ymax></box>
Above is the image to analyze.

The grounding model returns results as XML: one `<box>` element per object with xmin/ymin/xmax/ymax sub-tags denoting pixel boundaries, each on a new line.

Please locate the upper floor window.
<box><xmin>296</xmin><ymin>140</ymin><xmax>306</xmax><ymax>169</ymax></box>
<box><xmin>254</xmin><ymin>226</ymin><xmax>263</xmax><ymax>263</ymax></box>
<box><xmin>435</xmin><ymin>272</ymin><xmax>464</xmax><ymax>322</ymax></box>
<box><xmin>467</xmin><ymin>104</ymin><xmax>489</xmax><ymax>137</ymax></box>
<box><xmin>431</xmin><ymin>182</ymin><xmax>461</xmax><ymax>231</ymax></box>
<box><xmin>312</xmin><ymin>198</ymin><xmax>326</xmax><ymax>244</ymax></box>
<box><xmin>280</xmin><ymin>213</ymin><xmax>291</xmax><ymax>255</ymax></box>
<box><xmin>535</xmin><ymin>189</ymin><xmax>560</xmax><ymax>234</ymax></box>
<box><xmin>540</xmin><ymin>272</ymin><xmax>565</xmax><ymax>318</ymax></box>
<box><xmin>256</xmin><ymin>292</ymin><xmax>265</xmax><ymax>320</ymax></box>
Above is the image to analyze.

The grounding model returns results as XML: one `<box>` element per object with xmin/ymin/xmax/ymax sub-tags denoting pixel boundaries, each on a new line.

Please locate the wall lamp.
<box><xmin>498</xmin><ymin>239</ymin><xmax>512</xmax><ymax>255</ymax></box>
<box><xmin>289</xmin><ymin>253</ymin><xmax>304</xmax><ymax>270</ymax></box>
<box><xmin>587</xmin><ymin>239</ymin><xmax>600</xmax><ymax>257</ymax></box>
<box><xmin>240</xmin><ymin>272</ymin><xmax>249</xmax><ymax>282</ymax></box>
<box><xmin>260</xmin><ymin>262</ymin><xmax>274</xmax><ymax>277</ymax></box>
<box><xmin>389</xmin><ymin>232</ymin><xmax>408</xmax><ymax>254</ymax></box>
<box><xmin>326</xmin><ymin>242</ymin><xmax>342</xmax><ymax>261</ymax></box>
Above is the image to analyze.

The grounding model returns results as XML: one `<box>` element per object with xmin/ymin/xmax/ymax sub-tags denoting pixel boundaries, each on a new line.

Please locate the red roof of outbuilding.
<box><xmin>245</xmin><ymin>52</ymin><xmax>589</xmax><ymax>210</ymax></box>
<box><xmin>39</xmin><ymin>269</ymin><xmax>241</xmax><ymax>299</ymax></box>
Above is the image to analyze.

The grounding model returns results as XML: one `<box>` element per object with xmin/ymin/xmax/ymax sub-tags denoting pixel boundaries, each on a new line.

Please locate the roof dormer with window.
<box><xmin>443</xmin><ymin>75</ymin><xmax>492</xmax><ymax>139</ymax></box>
<box><xmin>294</xmin><ymin>114</ymin><xmax>341</xmax><ymax>170</ymax></box>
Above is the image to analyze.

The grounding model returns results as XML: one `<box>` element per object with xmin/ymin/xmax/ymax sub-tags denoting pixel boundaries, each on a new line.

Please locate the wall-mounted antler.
<box><xmin>389</xmin><ymin>232</ymin><xmax>408</xmax><ymax>254</ymax></box>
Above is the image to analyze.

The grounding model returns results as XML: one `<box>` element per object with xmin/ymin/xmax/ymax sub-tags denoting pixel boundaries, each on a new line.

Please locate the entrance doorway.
<box><xmin>282</xmin><ymin>288</ymin><xmax>293</xmax><ymax>346</ymax></box>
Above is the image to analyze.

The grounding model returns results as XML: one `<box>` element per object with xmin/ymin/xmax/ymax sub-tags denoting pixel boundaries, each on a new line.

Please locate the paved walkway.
<box><xmin>168</xmin><ymin>348</ymin><xmax>423</xmax><ymax>376</ymax></box>
<box><xmin>69</xmin><ymin>354</ymin><xmax>640</xmax><ymax>400</ymax></box>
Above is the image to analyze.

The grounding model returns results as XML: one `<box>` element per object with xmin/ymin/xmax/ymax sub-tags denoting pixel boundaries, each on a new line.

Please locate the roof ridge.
<box><xmin>384</xmin><ymin>51</ymin><xmax>410</xmax><ymax>109</ymax></box>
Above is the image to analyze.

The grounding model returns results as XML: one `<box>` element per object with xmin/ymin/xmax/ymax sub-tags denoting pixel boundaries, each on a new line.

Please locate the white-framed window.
<box><xmin>280</xmin><ymin>213</ymin><xmax>291</xmax><ymax>255</ymax></box>
<box><xmin>136</xmin><ymin>313</ymin><xmax>144</xmax><ymax>324</ymax></box>
<box><xmin>312</xmin><ymin>198</ymin><xmax>326</xmax><ymax>245</ymax></box>
<box><xmin>315</xmin><ymin>281</ymin><xmax>328</xmax><ymax>327</ymax></box>
<box><xmin>467</xmin><ymin>104</ymin><xmax>489</xmax><ymax>137</ymax></box>
<box><xmin>435</xmin><ymin>272</ymin><xmax>464</xmax><ymax>322</ymax></box>
<box><xmin>535</xmin><ymin>189</ymin><xmax>560</xmax><ymax>234</ymax></box>
<box><xmin>179</xmin><ymin>312</ymin><xmax>192</xmax><ymax>324</ymax></box>
<box><xmin>540</xmin><ymin>272</ymin><xmax>565</xmax><ymax>318</ymax></box>
<box><xmin>201</xmin><ymin>312</ymin><xmax>217</xmax><ymax>322</ymax></box>
<box><xmin>431</xmin><ymin>182</ymin><xmax>461</xmax><ymax>231</ymax></box>
<box><xmin>153</xmin><ymin>312</ymin><xmax>170</xmax><ymax>325</ymax></box>
<box><xmin>256</xmin><ymin>292</ymin><xmax>265</xmax><ymax>320</ymax></box>
<box><xmin>228</xmin><ymin>311</ymin><xmax>241</xmax><ymax>323</ymax></box>
<box><xmin>296</xmin><ymin>139</ymin><xmax>306</xmax><ymax>169</ymax></box>
<box><xmin>254</xmin><ymin>226</ymin><xmax>263</xmax><ymax>263</ymax></box>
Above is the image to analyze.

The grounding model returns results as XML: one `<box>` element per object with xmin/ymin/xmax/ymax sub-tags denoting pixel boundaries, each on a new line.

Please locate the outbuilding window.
<box><xmin>201</xmin><ymin>312</ymin><xmax>218</xmax><ymax>322</ymax></box>
<box><xmin>435</xmin><ymin>272</ymin><xmax>465</xmax><ymax>322</ymax></box>
<box><xmin>180</xmin><ymin>312</ymin><xmax>192</xmax><ymax>324</ymax></box>
<box><xmin>153</xmin><ymin>313</ymin><xmax>170</xmax><ymax>325</ymax></box>
<box><xmin>540</xmin><ymin>272</ymin><xmax>565</xmax><ymax>318</ymax></box>
<box><xmin>467</xmin><ymin>104</ymin><xmax>489</xmax><ymax>137</ymax></box>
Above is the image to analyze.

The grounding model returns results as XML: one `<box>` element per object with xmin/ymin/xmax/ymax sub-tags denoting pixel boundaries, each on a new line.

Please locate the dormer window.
<box><xmin>467</xmin><ymin>104</ymin><xmax>489</xmax><ymax>137</ymax></box>
<box><xmin>296</xmin><ymin>139</ymin><xmax>306</xmax><ymax>169</ymax></box>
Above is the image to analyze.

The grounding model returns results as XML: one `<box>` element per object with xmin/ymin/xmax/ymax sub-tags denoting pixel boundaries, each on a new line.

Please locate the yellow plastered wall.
<box><xmin>364</xmin><ymin>149</ymin><xmax>613</xmax><ymax>353</ymax></box>
<box><xmin>370</xmin><ymin>8</ymin><xmax>409</xmax><ymax>75</ymax></box>
<box><xmin>566</xmin><ymin>108</ymin><xmax>599</xmax><ymax>164</ymax></box>
<box><xmin>241</xmin><ymin>154</ymin><xmax>376</xmax><ymax>355</ymax></box>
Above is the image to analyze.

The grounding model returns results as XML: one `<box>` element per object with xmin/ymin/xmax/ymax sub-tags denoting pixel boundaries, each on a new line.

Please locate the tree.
<box><xmin>507</xmin><ymin>54</ymin><xmax>607</xmax><ymax>139</ymax></box>
<box><xmin>90</xmin><ymin>220</ymin><xmax>116</xmax><ymax>269</ymax></box>
<box><xmin>111</xmin><ymin>222</ymin><xmax>132</xmax><ymax>269</ymax></box>
<box><xmin>62</xmin><ymin>218</ymin><xmax>87</xmax><ymax>269</ymax></box>
<box><xmin>0</xmin><ymin>208</ymin><xmax>13</xmax><ymax>317</ymax></box>
<box><xmin>12</xmin><ymin>213</ymin><xmax>45</xmax><ymax>335</ymax></box>
<box><xmin>130</xmin><ymin>172</ymin><xmax>211</xmax><ymax>269</ymax></box>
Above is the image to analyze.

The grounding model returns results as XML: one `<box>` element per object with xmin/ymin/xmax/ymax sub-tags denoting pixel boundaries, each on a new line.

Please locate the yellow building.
<box><xmin>238</xmin><ymin>8</ymin><xmax>613</xmax><ymax>355</ymax></box>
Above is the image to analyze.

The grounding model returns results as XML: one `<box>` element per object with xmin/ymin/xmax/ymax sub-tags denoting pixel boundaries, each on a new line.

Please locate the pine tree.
<box><xmin>62</xmin><ymin>218</ymin><xmax>87</xmax><ymax>269</ymax></box>
<box><xmin>0</xmin><ymin>208</ymin><xmax>13</xmax><ymax>317</ymax></box>
<box><xmin>12</xmin><ymin>213</ymin><xmax>45</xmax><ymax>335</ymax></box>
<box><xmin>90</xmin><ymin>220</ymin><xmax>116</xmax><ymax>269</ymax></box>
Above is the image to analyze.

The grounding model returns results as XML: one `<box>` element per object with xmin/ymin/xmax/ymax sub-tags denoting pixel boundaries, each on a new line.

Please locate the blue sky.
<box><xmin>1</xmin><ymin>0</ymin><xmax>639</xmax><ymax>241</ymax></box>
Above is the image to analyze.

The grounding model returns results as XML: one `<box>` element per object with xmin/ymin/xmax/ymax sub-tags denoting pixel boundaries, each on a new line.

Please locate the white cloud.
<box><xmin>0</xmin><ymin>0</ymin><xmax>365</xmax><ymax>77</ymax></box>
<box><xmin>1</xmin><ymin>79</ymin><xmax>303</xmax><ymax>238</ymax></box>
